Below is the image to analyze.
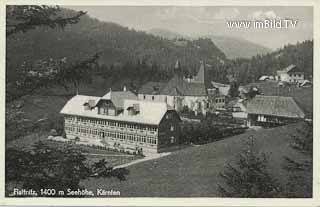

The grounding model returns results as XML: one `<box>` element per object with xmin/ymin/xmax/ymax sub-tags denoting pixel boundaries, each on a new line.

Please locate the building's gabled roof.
<box><xmin>161</xmin><ymin>75</ymin><xmax>207</xmax><ymax>96</ymax></box>
<box><xmin>97</xmin><ymin>90</ymin><xmax>138</xmax><ymax>108</ymax></box>
<box><xmin>286</xmin><ymin>64</ymin><xmax>303</xmax><ymax>73</ymax></box>
<box><xmin>246</xmin><ymin>95</ymin><xmax>305</xmax><ymax>118</ymax></box>
<box><xmin>60</xmin><ymin>95</ymin><xmax>177</xmax><ymax>125</ymax></box>
<box><xmin>61</xmin><ymin>95</ymin><xmax>100</xmax><ymax>115</ymax></box>
<box><xmin>138</xmin><ymin>81</ymin><xmax>167</xmax><ymax>95</ymax></box>
<box><xmin>277</xmin><ymin>64</ymin><xmax>303</xmax><ymax>74</ymax></box>
<box><xmin>138</xmin><ymin>61</ymin><xmax>209</xmax><ymax>97</ymax></box>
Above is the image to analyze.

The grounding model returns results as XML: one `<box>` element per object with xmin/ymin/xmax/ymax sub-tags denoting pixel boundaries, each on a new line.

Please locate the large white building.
<box><xmin>60</xmin><ymin>90</ymin><xmax>181</xmax><ymax>154</ymax></box>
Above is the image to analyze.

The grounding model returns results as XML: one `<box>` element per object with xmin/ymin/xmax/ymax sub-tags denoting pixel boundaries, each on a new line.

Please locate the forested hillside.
<box><xmin>6</xmin><ymin>9</ymin><xmax>226</xmax><ymax>82</ymax></box>
<box><xmin>7</xmin><ymin>8</ymin><xmax>313</xmax><ymax>93</ymax></box>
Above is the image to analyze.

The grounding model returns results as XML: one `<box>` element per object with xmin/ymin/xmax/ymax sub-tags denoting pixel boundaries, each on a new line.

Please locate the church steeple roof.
<box><xmin>174</xmin><ymin>60</ymin><xmax>181</xmax><ymax>70</ymax></box>
<box><xmin>193</xmin><ymin>60</ymin><xmax>205</xmax><ymax>83</ymax></box>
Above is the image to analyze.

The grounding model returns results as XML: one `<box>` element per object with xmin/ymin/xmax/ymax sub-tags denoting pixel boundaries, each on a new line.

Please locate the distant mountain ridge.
<box><xmin>7</xmin><ymin>9</ymin><xmax>226</xmax><ymax>75</ymax></box>
<box><xmin>206</xmin><ymin>35</ymin><xmax>272</xmax><ymax>59</ymax></box>
<box><xmin>148</xmin><ymin>28</ymin><xmax>272</xmax><ymax>59</ymax></box>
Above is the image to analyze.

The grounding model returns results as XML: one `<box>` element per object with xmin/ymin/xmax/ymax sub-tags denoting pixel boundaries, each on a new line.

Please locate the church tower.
<box><xmin>173</xmin><ymin>60</ymin><xmax>183</xmax><ymax>77</ymax></box>
<box><xmin>193</xmin><ymin>60</ymin><xmax>212</xmax><ymax>90</ymax></box>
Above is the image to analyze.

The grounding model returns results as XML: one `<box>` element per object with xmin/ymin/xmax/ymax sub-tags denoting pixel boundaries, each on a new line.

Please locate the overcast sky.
<box><xmin>65</xmin><ymin>6</ymin><xmax>313</xmax><ymax>50</ymax></box>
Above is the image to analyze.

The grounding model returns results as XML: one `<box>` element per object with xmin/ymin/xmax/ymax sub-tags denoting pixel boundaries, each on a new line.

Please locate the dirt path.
<box><xmin>114</xmin><ymin>152</ymin><xmax>171</xmax><ymax>169</ymax></box>
<box><xmin>83</xmin><ymin>153</ymin><xmax>135</xmax><ymax>157</ymax></box>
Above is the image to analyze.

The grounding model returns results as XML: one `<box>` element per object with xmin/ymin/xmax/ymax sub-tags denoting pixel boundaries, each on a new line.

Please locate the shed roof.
<box><xmin>246</xmin><ymin>95</ymin><xmax>305</xmax><ymax>118</ymax></box>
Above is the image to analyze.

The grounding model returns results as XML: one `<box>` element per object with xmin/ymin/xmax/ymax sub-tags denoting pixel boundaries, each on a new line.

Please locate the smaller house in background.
<box><xmin>247</xmin><ymin>95</ymin><xmax>305</xmax><ymax>127</ymax></box>
<box><xmin>276</xmin><ymin>64</ymin><xmax>304</xmax><ymax>83</ymax></box>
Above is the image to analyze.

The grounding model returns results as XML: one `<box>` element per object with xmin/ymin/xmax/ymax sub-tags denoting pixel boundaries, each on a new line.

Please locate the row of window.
<box><xmin>289</xmin><ymin>73</ymin><xmax>302</xmax><ymax>78</ymax></box>
<box><xmin>143</xmin><ymin>95</ymin><xmax>155</xmax><ymax>101</ymax></box>
<box><xmin>256</xmin><ymin>115</ymin><xmax>283</xmax><ymax>123</ymax></box>
<box><xmin>215</xmin><ymin>98</ymin><xmax>225</xmax><ymax>104</ymax></box>
<box><xmin>65</xmin><ymin>116</ymin><xmax>158</xmax><ymax>132</ymax></box>
<box><xmin>65</xmin><ymin>125</ymin><xmax>157</xmax><ymax>144</ymax></box>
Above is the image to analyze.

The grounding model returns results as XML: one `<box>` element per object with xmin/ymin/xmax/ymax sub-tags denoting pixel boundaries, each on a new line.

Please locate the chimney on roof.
<box><xmin>123</xmin><ymin>85</ymin><xmax>127</xmax><ymax>92</ymax></box>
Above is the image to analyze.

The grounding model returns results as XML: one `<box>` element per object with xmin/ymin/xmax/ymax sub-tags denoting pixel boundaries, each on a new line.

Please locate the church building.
<box><xmin>138</xmin><ymin>61</ymin><xmax>225</xmax><ymax>115</ymax></box>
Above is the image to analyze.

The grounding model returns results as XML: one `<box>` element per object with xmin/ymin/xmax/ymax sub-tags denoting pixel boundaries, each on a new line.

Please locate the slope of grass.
<box><xmin>81</xmin><ymin>122</ymin><xmax>310</xmax><ymax>197</ymax></box>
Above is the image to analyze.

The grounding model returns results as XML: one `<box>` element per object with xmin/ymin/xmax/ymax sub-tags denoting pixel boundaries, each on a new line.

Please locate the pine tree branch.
<box><xmin>7</xmin><ymin>6</ymin><xmax>86</xmax><ymax>37</ymax></box>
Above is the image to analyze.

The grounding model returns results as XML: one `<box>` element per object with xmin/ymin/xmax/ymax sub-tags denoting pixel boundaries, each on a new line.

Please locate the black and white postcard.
<box><xmin>2</xmin><ymin>1</ymin><xmax>319</xmax><ymax>206</ymax></box>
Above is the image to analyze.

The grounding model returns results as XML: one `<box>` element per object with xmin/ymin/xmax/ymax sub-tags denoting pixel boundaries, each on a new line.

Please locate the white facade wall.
<box><xmin>182</xmin><ymin>96</ymin><xmax>207</xmax><ymax>113</ymax></box>
<box><xmin>138</xmin><ymin>93</ymin><xmax>209</xmax><ymax>115</ymax></box>
<box><xmin>278</xmin><ymin>72</ymin><xmax>304</xmax><ymax>83</ymax></box>
<box><xmin>138</xmin><ymin>94</ymin><xmax>167</xmax><ymax>102</ymax></box>
<box><xmin>280</xmin><ymin>73</ymin><xmax>290</xmax><ymax>82</ymax></box>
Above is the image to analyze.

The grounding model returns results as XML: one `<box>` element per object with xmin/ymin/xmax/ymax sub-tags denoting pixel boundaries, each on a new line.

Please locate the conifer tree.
<box><xmin>218</xmin><ymin>136</ymin><xmax>281</xmax><ymax>197</ymax></box>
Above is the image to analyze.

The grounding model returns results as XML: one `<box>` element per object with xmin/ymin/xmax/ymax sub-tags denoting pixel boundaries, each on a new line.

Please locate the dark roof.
<box><xmin>138</xmin><ymin>81</ymin><xmax>167</xmax><ymax>95</ymax></box>
<box><xmin>139</xmin><ymin>62</ymin><xmax>209</xmax><ymax>96</ymax></box>
<box><xmin>247</xmin><ymin>95</ymin><xmax>305</xmax><ymax>118</ymax></box>
<box><xmin>161</xmin><ymin>76</ymin><xmax>207</xmax><ymax>96</ymax></box>
<box><xmin>285</xmin><ymin>64</ymin><xmax>303</xmax><ymax>73</ymax></box>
